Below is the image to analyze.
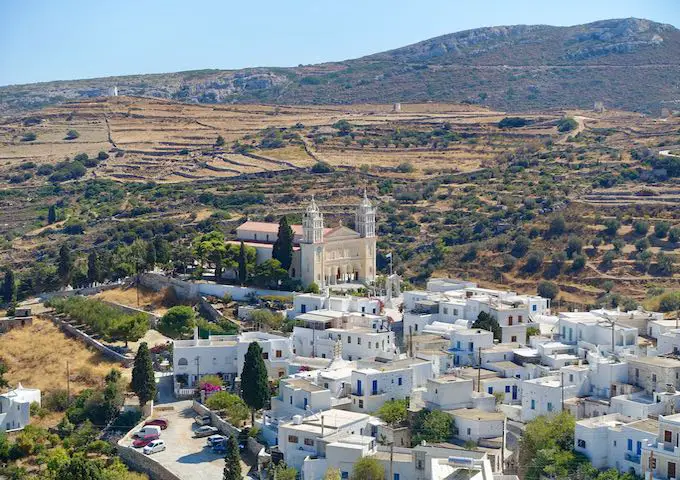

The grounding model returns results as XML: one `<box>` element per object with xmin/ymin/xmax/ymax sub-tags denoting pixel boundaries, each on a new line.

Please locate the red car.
<box><xmin>144</xmin><ymin>418</ymin><xmax>169</xmax><ymax>430</ymax></box>
<box><xmin>133</xmin><ymin>434</ymin><xmax>159</xmax><ymax>448</ymax></box>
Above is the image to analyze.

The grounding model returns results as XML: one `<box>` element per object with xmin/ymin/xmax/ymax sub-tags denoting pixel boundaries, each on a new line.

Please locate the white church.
<box><xmin>235</xmin><ymin>192</ymin><xmax>377</xmax><ymax>288</ymax></box>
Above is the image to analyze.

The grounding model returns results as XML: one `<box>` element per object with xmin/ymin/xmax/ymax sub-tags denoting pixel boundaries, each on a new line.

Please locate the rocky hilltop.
<box><xmin>1</xmin><ymin>18</ymin><xmax>678</xmax><ymax>114</ymax></box>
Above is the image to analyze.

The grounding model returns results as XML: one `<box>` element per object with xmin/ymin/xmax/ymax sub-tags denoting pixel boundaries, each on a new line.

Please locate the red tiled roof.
<box><xmin>237</xmin><ymin>221</ymin><xmax>332</xmax><ymax>235</ymax></box>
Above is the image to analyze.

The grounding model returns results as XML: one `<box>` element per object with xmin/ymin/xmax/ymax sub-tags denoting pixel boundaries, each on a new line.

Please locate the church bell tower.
<box><xmin>302</xmin><ymin>196</ymin><xmax>324</xmax><ymax>244</ymax></box>
<box><xmin>355</xmin><ymin>189</ymin><xmax>376</xmax><ymax>238</ymax></box>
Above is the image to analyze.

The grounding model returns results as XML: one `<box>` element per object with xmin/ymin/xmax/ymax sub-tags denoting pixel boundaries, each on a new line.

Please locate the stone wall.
<box><xmin>39</xmin><ymin>282</ymin><xmax>124</xmax><ymax>301</ymax></box>
<box><xmin>117</xmin><ymin>418</ymin><xmax>180</xmax><ymax>480</ymax></box>
<box><xmin>139</xmin><ymin>273</ymin><xmax>294</xmax><ymax>303</ymax></box>
<box><xmin>50</xmin><ymin>315</ymin><xmax>133</xmax><ymax>367</ymax></box>
<box><xmin>192</xmin><ymin>400</ymin><xmax>241</xmax><ymax>438</ymax></box>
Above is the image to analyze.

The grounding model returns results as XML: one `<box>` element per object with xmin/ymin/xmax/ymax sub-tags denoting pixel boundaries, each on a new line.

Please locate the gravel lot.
<box><xmin>125</xmin><ymin>399</ymin><xmax>250</xmax><ymax>479</ymax></box>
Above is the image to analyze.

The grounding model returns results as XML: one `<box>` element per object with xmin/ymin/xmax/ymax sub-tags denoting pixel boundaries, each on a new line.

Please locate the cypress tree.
<box><xmin>272</xmin><ymin>216</ymin><xmax>294</xmax><ymax>271</ymax></box>
<box><xmin>2</xmin><ymin>269</ymin><xmax>16</xmax><ymax>305</ymax></box>
<box><xmin>48</xmin><ymin>205</ymin><xmax>57</xmax><ymax>224</ymax></box>
<box><xmin>57</xmin><ymin>243</ymin><xmax>73</xmax><ymax>287</ymax></box>
<box><xmin>131</xmin><ymin>342</ymin><xmax>156</xmax><ymax>406</ymax></box>
<box><xmin>238</xmin><ymin>241</ymin><xmax>248</xmax><ymax>285</ymax></box>
<box><xmin>145</xmin><ymin>241</ymin><xmax>157</xmax><ymax>271</ymax></box>
<box><xmin>241</xmin><ymin>342</ymin><xmax>269</xmax><ymax>425</ymax></box>
<box><xmin>87</xmin><ymin>250</ymin><xmax>100</xmax><ymax>285</ymax></box>
<box><xmin>222</xmin><ymin>434</ymin><xmax>242</xmax><ymax>480</ymax></box>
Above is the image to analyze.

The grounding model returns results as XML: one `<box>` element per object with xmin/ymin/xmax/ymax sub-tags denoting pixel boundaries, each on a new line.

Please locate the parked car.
<box><xmin>133</xmin><ymin>425</ymin><xmax>162</xmax><ymax>439</ymax></box>
<box><xmin>144</xmin><ymin>418</ymin><xmax>169</xmax><ymax>430</ymax></box>
<box><xmin>212</xmin><ymin>438</ymin><xmax>227</xmax><ymax>453</ymax></box>
<box><xmin>133</xmin><ymin>434</ymin><xmax>159</xmax><ymax>448</ymax></box>
<box><xmin>194</xmin><ymin>425</ymin><xmax>219</xmax><ymax>438</ymax></box>
<box><xmin>143</xmin><ymin>440</ymin><xmax>166</xmax><ymax>455</ymax></box>
<box><xmin>206</xmin><ymin>434</ymin><xmax>226</xmax><ymax>447</ymax></box>
<box><xmin>194</xmin><ymin>414</ymin><xmax>211</xmax><ymax>426</ymax></box>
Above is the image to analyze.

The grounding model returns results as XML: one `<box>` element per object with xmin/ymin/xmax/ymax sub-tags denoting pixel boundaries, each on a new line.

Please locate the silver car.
<box><xmin>193</xmin><ymin>425</ymin><xmax>219</xmax><ymax>438</ymax></box>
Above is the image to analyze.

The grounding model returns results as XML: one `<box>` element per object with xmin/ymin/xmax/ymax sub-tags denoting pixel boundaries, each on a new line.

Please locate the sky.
<box><xmin>1</xmin><ymin>0</ymin><xmax>678</xmax><ymax>86</ymax></box>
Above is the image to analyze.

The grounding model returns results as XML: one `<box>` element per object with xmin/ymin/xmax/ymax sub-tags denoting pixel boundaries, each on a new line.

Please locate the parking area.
<box><xmin>124</xmin><ymin>399</ymin><xmax>252</xmax><ymax>479</ymax></box>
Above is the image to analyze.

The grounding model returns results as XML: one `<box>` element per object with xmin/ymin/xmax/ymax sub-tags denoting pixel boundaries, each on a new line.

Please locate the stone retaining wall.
<box><xmin>50</xmin><ymin>315</ymin><xmax>132</xmax><ymax>367</ymax></box>
<box><xmin>191</xmin><ymin>400</ymin><xmax>265</xmax><ymax>456</ymax></box>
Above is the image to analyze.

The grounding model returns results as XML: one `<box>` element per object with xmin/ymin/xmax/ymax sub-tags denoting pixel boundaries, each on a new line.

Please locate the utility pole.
<box><xmin>136</xmin><ymin>260</ymin><xmax>140</xmax><ymax>307</ymax></box>
<box><xmin>195</xmin><ymin>356</ymin><xmax>200</xmax><ymax>387</ymax></box>
<box><xmin>561</xmin><ymin>371</ymin><xmax>565</xmax><ymax>412</ymax></box>
<box><xmin>477</xmin><ymin>347</ymin><xmax>482</xmax><ymax>393</ymax></box>
<box><xmin>66</xmin><ymin>361</ymin><xmax>71</xmax><ymax>404</ymax></box>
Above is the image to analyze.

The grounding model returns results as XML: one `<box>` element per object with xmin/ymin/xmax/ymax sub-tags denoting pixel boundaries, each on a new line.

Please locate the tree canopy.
<box><xmin>222</xmin><ymin>434</ymin><xmax>241</xmax><ymax>480</ymax></box>
<box><xmin>351</xmin><ymin>456</ymin><xmax>385</xmax><ymax>480</ymax></box>
<box><xmin>272</xmin><ymin>216</ymin><xmax>294</xmax><ymax>271</ymax></box>
<box><xmin>472</xmin><ymin>311</ymin><xmax>501</xmax><ymax>342</ymax></box>
<box><xmin>241</xmin><ymin>342</ymin><xmax>269</xmax><ymax>425</ymax></box>
<box><xmin>158</xmin><ymin>306</ymin><xmax>195</xmax><ymax>339</ymax></box>
<box><xmin>131</xmin><ymin>342</ymin><xmax>156</xmax><ymax>406</ymax></box>
<box><xmin>376</xmin><ymin>399</ymin><xmax>408</xmax><ymax>426</ymax></box>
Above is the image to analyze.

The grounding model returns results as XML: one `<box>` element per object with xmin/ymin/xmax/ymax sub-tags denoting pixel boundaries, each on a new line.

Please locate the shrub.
<box><xmin>65</xmin><ymin>130</ymin><xmax>79</xmax><ymax>140</ymax></box>
<box><xmin>511</xmin><ymin>235</ymin><xmax>531</xmax><ymax>258</ymax></box>
<box><xmin>655</xmin><ymin>221</ymin><xmax>671</xmax><ymax>239</ymax></box>
<box><xmin>658</xmin><ymin>292</ymin><xmax>680</xmax><ymax>312</ymax></box>
<box><xmin>97</xmin><ymin>151</ymin><xmax>109</xmax><ymax>160</ymax></box>
<box><xmin>395</xmin><ymin>162</ymin><xmax>414</xmax><ymax>173</ymax></box>
<box><xmin>44</xmin><ymin>389</ymin><xmax>70</xmax><ymax>412</ymax></box>
<box><xmin>547</xmin><ymin>215</ymin><xmax>566</xmax><ymax>237</ymax></box>
<box><xmin>21</xmin><ymin>132</ymin><xmax>37</xmax><ymax>142</ymax></box>
<box><xmin>565</xmin><ymin>236</ymin><xmax>583</xmax><ymax>258</ymax></box>
<box><xmin>602</xmin><ymin>218</ymin><xmax>620</xmax><ymax>236</ymax></box>
<box><xmin>205</xmin><ymin>392</ymin><xmax>249</xmax><ymax>426</ymax></box>
<box><xmin>523</xmin><ymin>251</ymin><xmax>545</xmax><ymax>273</ymax></box>
<box><xmin>633</xmin><ymin>220</ymin><xmax>649</xmax><ymax>235</ymax></box>
<box><xmin>557</xmin><ymin>117</ymin><xmax>578</xmax><ymax>133</ymax></box>
<box><xmin>311</xmin><ymin>161</ymin><xmax>334</xmax><ymax>173</ymax></box>
<box><xmin>36</xmin><ymin>164</ymin><xmax>54</xmax><ymax>175</ymax></box>
<box><xmin>537</xmin><ymin>281</ymin><xmax>559</xmax><ymax>300</ymax></box>
<box><xmin>669</xmin><ymin>227</ymin><xmax>680</xmax><ymax>244</ymax></box>
<box><xmin>498</xmin><ymin>117</ymin><xmax>530</xmax><ymax>128</ymax></box>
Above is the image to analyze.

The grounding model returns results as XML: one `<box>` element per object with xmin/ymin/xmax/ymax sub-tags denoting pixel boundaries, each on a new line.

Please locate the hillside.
<box><xmin>1</xmin><ymin>18</ymin><xmax>679</xmax><ymax>114</ymax></box>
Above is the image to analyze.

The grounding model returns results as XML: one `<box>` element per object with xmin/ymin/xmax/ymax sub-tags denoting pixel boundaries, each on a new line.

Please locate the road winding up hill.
<box><xmin>1</xmin><ymin>18</ymin><xmax>678</xmax><ymax>114</ymax></box>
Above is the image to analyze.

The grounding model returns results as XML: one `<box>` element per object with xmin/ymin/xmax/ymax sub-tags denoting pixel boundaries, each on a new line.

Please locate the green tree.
<box><xmin>523</xmin><ymin>250</ymin><xmax>545</xmax><ymax>273</ymax></box>
<box><xmin>565</xmin><ymin>235</ymin><xmax>583</xmax><ymax>259</ymax></box>
<box><xmin>2</xmin><ymin>269</ymin><xmax>16</xmax><ymax>305</ymax></box>
<box><xmin>304</xmin><ymin>282</ymin><xmax>320</xmax><ymax>294</ymax></box>
<box><xmin>252</xmin><ymin>259</ymin><xmax>289</xmax><ymax>290</ymax></box>
<box><xmin>154</xmin><ymin>236</ymin><xmax>171</xmax><ymax>265</ymax></box>
<box><xmin>603</xmin><ymin>218</ymin><xmax>620</xmax><ymax>236</ymax></box>
<box><xmin>65</xmin><ymin>130</ymin><xmax>80</xmax><ymax>140</ymax></box>
<box><xmin>48</xmin><ymin>205</ymin><xmax>57</xmax><ymax>224</ymax></box>
<box><xmin>57</xmin><ymin>243</ymin><xmax>73</xmax><ymax>286</ymax></box>
<box><xmin>109</xmin><ymin>313</ymin><xmax>149</xmax><ymax>347</ymax></box>
<box><xmin>519</xmin><ymin>411</ymin><xmax>575</xmax><ymax>480</ymax></box>
<box><xmin>56</xmin><ymin>456</ymin><xmax>103</xmax><ymax>480</ymax></box>
<box><xmin>352</xmin><ymin>456</ymin><xmax>384</xmax><ymax>480</ymax></box>
<box><xmin>537</xmin><ymin>280</ymin><xmax>559</xmax><ymax>300</ymax></box>
<box><xmin>215</xmin><ymin>135</ymin><xmax>225</xmax><ymax>147</ymax></box>
<box><xmin>526</xmin><ymin>325</ymin><xmax>541</xmax><ymax>342</ymax></box>
<box><xmin>238</xmin><ymin>241</ymin><xmax>248</xmax><ymax>285</ymax></box>
<box><xmin>144</xmin><ymin>241</ymin><xmax>157</xmax><ymax>271</ymax></box>
<box><xmin>0</xmin><ymin>361</ymin><xmax>9</xmax><ymax>389</ymax></box>
<box><xmin>87</xmin><ymin>250</ymin><xmax>101</xmax><ymax>285</ymax></box>
<box><xmin>547</xmin><ymin>214</ymin><xmax>566</xmax><ymax>237</ymax></box>
<box><xmin>222</xmin><ymin>434</ymin><xmax>241</xmax><ymax>480</ymax></box>
<box><xmin>657</xmin><ymin>252</ymin><xmax>675</xmax><ymax>276</ymax></box>
<box><xmin>206</xmin><ymin>392</ymin><xmax>249</xmax><ymax>426</ymax></box>
<box><xmin>572</xmin><ymin>254</ymin><xmax>586</xmax><ymax>271</ymax></box>
<box><xmin>557</xmin><ymin>117</ymin><xmax>578</xmax><ymax>132</ymax></box>
<box><xmin>655</xmin><ymin>221</ymin><xmax>671</xmax><ymax>239</ymax></box>
<box><xmin>633</xmin><ymin>219</ymin><xmax>649</xmax><ymax>235</ymax></box>
<box><xmin>158</xmin><ymin>306</ymin><xmax>195</xmax><ymax>338</ymax></box>
<box><xmin>376</xmin><ymin>399</ymin><xmax>408</xmax><ymax>426</ymax></box>
<box><xmin>668</xmin><ymin>227</ymin><xmax>680</xmax><ymax>244</ymax></box>
<box><xmin>272</xmin><ymin>216</ymin><xmax>294</xmax><ymax>271</ymax></box>
<box><xmin>511</xmin><ymin>235</ymin><xmax>530</xmax><ymax>258</ymax></box>
<box><xmin>241</xmin><ymin>342</ymin><xmax>269</xmax><ymax>425</ymax></box>
<box><xmin>412</xmin><ymin>409</ymin><xmax>453</xmax><ymax>445</ymax></box>
<box><xmin>131</xmin><ymin>342</ymin><xmax>156</xmax><ymax>406</ymax></box>
<box><xmin>249</xmin><ymin>309</ymin><xmax>283</xmax><ymax>330</ymax></box>
<box><xmin>472</xmin><ymin>311</ymin><xmax>501</xmax><ymax>341</ymax></box>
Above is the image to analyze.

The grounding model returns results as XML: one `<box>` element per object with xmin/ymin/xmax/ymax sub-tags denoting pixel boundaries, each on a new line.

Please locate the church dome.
<box><xmin>358</xmin><ymin>189</ymin><xmax>373</xmax><ymax>209</ymax></box>
<box><xmin>306</xmin><ymin>195</ymin><xmax>320</xmax><ymax>214</ymax></box>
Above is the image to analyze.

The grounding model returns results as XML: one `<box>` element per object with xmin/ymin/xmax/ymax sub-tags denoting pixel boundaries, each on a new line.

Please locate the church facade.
<box><xmin>235</xmin><ymin>192</ymin><xmax>377</xmax><ymax>287</ymax></box>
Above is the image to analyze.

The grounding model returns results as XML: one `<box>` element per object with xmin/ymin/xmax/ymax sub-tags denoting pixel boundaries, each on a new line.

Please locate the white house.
<box><xmin>557</xmin><ymin>311</ymin><xmax>638</xmax><ymax>355</ymax></box>
<box><xmin>521</xmin><ymin>375</ymin><xmax>578</xmax><ymax>422</ymax></box>
<box><xmin>173</xmin><ymin>329</ymin><xmax>293</xmax><ymax>392</ymax></box>
<box><xmin>277</xmin><ymin>409</ymin><xmax>376</xmax><ymax>472</ymax></box>
<box><xmin>291</xmin><ymin>292</ymin><xmax>382</xmax><ymax>318</ymax></box>
<box><xmin>641</xmin><ymin>413</ymin><xmax>680</xmax><ymax>480</ymax></box>
<box><xmin>574</xmin><ymin>414</ymin><xmax>657</xmax><ymax>476</ymax></box>
<box><xmin>348</xmin><ymin>357</ymin><xmax>434</xmax><ymax>412</ymax></box>
<box><xmin>451</xmin><ymin>408</ymin><xmax>505</xmax><ymax>444</ymax></box>
<box><xmin>291</xmin><ymin>311</ymin><xmax>396</xmax><ymax>361</ymax></box>
<box><xmin>450</xmin><ymin>329</ymin><xmax>494</xmax><ymax>366</ymax></box>
<box><xmin>0</xmin><ymin>384</ymin><xmax>41</xmax><ymax>432</ymax></box>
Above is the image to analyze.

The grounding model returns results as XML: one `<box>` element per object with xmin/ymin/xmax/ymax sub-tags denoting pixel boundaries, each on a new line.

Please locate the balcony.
<box><xmin>624</xmin><ymin>452</ymin><xmax>640</xmax><ymax>464</ymax></box>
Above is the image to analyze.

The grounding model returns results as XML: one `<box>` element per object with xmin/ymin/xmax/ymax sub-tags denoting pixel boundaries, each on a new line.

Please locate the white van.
<box><xmin>133</xmin><ymin>425</ymin><xmax>162</xmax><ymax>438</ymax></box>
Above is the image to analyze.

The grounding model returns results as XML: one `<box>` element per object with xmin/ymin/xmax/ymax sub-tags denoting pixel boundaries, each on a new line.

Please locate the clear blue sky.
<box><xmin>1</xmin><ymin>0</ymin><xmax>678</xmax><ymax>86</ymax></box>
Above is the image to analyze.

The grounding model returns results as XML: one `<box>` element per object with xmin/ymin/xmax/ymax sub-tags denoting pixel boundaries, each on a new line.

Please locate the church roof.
<box><xmin>237</xmin><ymin>221</ymin><xmax>332</xmax><ymax>236</ymax></box>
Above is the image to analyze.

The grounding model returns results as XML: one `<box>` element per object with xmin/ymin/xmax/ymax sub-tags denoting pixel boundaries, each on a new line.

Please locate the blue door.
<box><xmin>512</xmin><ymin>385</ymin><xmax>518</xmax><ymax>400</ymax></box>
<box><xmin>301</xmin><ymin>304</ymin><xmax>306</xmax><ymax>314</ymax></box>
<box><xmin>372</xmin><ymin>380</ymin><xmax>378</xmax><ymax>395</ymax></box>
<box><xmin>357</xmin><ymin>380</ymin><xmax>362</xmax><ymax>396</ymax></box>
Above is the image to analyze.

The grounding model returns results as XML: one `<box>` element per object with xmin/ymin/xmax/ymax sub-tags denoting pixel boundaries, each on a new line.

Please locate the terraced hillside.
<box><xmin>0</xmin><ymin>96</ymin><xmax>678</xmax><ymax>312</ymax></box>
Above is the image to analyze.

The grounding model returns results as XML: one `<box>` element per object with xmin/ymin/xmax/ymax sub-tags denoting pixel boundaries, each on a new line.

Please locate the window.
<box><xmin>443</xmin><ymin>307</ymin><xmax>448</xmax><ymax>315</ymax></box>
<box><xmin>416</xmin><ymin>460</ymin><xmax>424</xmax><ymax>470</ymax></box>
<box><xmin>508</xmin><ymin>316</ymin><xmax>513</xmax><ymax>325</ymax></box>
<box><xmin>278</xmin><ymin>371</ymin><xmax>284</xmax><ymax>377</ymax></box>
<box><xmin>467</xmin><ymin>428</ymin><xmax>471</xmax><ymax>435</ymax></box>
<box><xmin>532</xmin><ymin>305</ymin><xmax>537</xmax><ymax>311</ymax></box>
<box><xmin>357</xmin><ymin>338</ymin><xmax>361</xmax><ymax>345</ymax></box>
<box><xmin>321</xmin><ymin>354</ymin><xmax>326</xmax><ymax>359</ymax></box>
<box><xmin>290</xmin><ymin>396</ymin><xmax>293</xmax><ymax>405</ymax></box>
<box><xmin>627</xmin><ymin>439</ymin><xmax>633</xmax><ymax>451</ymax></box>
<box><xmin>394</xmin><ymin>475</ymin><xmax>400</xmax><ymax>480</ymax></box>
<box><xmin>505</xmin><ymin>385</ymin><xmax>511</xmax><ymax>393</ymax></box>
<box><xmin>569</xmin><ymin>374</ymin><xmax>574</xmax><ymax>382</ymax></box>
<box><xmin>347</xmin><ymin>336</ymin><xmax>351</xmax><ymax>344</ymax></box>
<box><xmin>653</xmin><ymin>374</ymin><xmax>657</xmax><ymax>382</ymax></box>
<box><xmin>454</xmin><ymin>309</ymin><xmax>458</xmax><ymax>316</ymax></box>
<box><xmin>178</xmin><ymin>358</ymin><xmax>188</xmax><ymax>366</ymax></box>
<box><xmin>359</xmin><ymin>399</ymin><xmax>364</xmax><ymax>409</ymax></box>
<box><xmin>262</xmin><ymin>352</ymin><xmax>269</xmax><ymax>359</ymax></box>
<box><xmin>488</xmin><ymin>387</ymin><xmax>493</xmax><ymax>394</ymax></box>
<box><xmin>511</xmin><ymin>336</ymin><xmax>517</xmax><ymax>342</ymax></box>
<box><xmin>518</xmin><ymin>315</ymin><xmax>523</xmax><ymax>322</ymax></box>
<box><xmin>341</xmin><ymin>472</ymin><xmax>349</xmax><ymax>479</ymax></box>
<box><xmin>635</xmin><ymin>368</ymin><xmax>639</xmax><ymax>378</ymax></box>
<box><xmin>304</xmin><ymin>438</ymin><xmax>314</xmax><ymax>446</ymax></box>
<box><xmin>665</xmin><ymin>430</ymin><xmax>672</xmax><ymax>443</ymax></box>
<box><xmin>547</xmin><ymin>402</ymin><xmax>553</xmax><ymax>412</ymax></box>
<box><xmin>577</xmin><ymin>439</ymin><xmax>586</xmax><ymax>448</ymax></box>
<box><xmin>254</xmin><ymin>234</ymin><xmax>257</xmax><ymax>240</ymax></box>
<box><xmin>276</xmin><ymin>350</ymin><xmax>282</xmax><ymax>358</ymax></box>
<box><xmin>288</xmin><ymin>435</ymin><xmax>298</xmax><ymax>443</ymax></box>
<box><xmin>414</xmin><ymin>324</ymin><xmax>418</xmax><ymax>331</ymax></box>
<box><xmin>531</xmin><ymin>399</ymin><xmax>535</xmax><ymax>410</ymax></box>
<box><xmin>368</xmin><ymin>342</ymin><xmax>372</xmax><ymax>349</ymax></box>
<box><xmin>362</xmin><ymin>306</ymin><xmax>365</xmax><ymax>313</ymax></box>
<box><xmin>398</xmin><ymin>377</ymin><xmax>402</xmax><ymax>386</ymax></box>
